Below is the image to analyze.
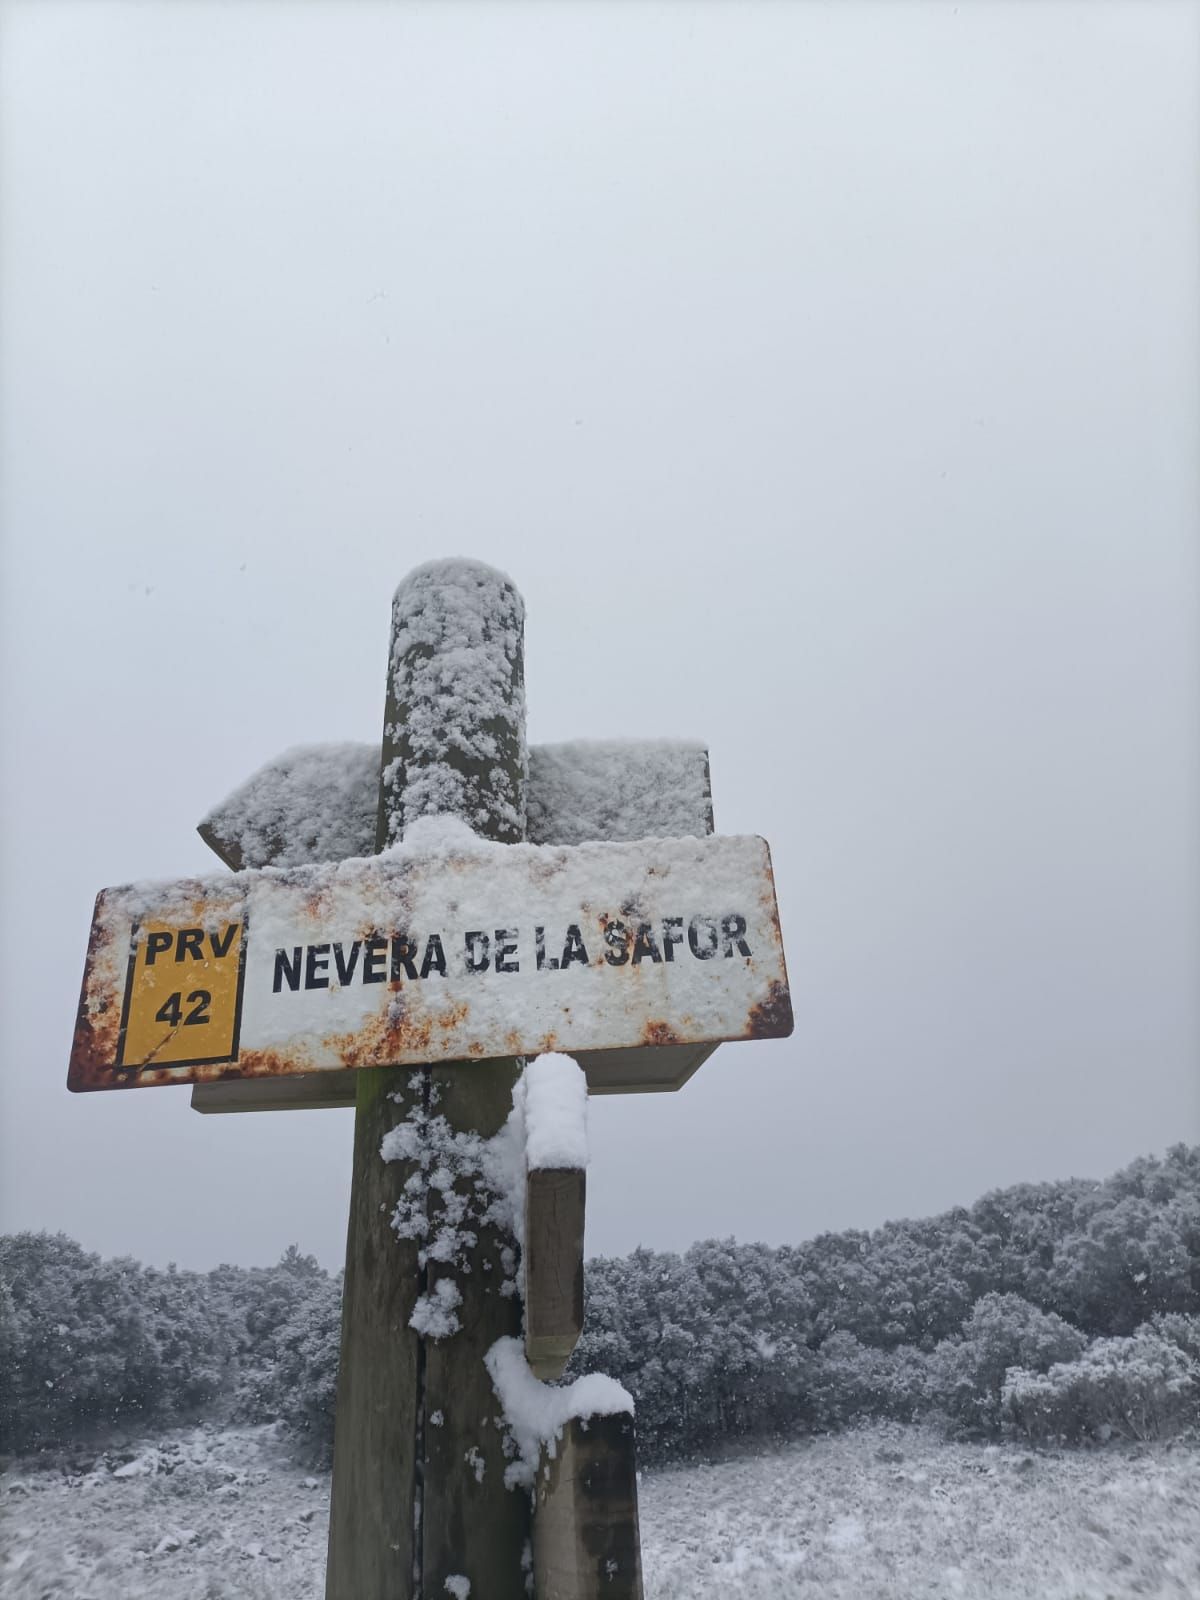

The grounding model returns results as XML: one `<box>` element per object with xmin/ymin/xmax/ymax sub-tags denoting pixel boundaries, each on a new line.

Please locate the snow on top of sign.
<box><xmin>485</xmin><ymin>1337</ymin><xmax>633</xmax><ymax>1490</ymax></box>
<box><xmin>398</xmin><ymin>813</ymin><xmax>500</xmax><ymax>858</ymax></box>
<box><xmin>198</xmin><ymin>737</ymin><xmax>712</xmax><ymax>872</ymax></box>
<box><xmin>522</xmin><ymin>1054</ymin><xmax>588</xmax><ymax>1171</ymax></box>
<box><xmin>380</xmin><ymin>560</ymin><xmax>527</xmax><ymax>847</ymax></box>
<box><xmin>527</xmin><ymin>739</ymin><xmax>712</xmax><ymax>847</ymax></box>
<box><xmin>113</xmin><ymin>813</ymin><xmax>752</xmax><ymax>935</ymax></box>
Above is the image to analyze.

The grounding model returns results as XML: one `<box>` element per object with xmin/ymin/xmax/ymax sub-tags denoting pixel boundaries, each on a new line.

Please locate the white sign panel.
<box><xmin>70</xmin><ymin>831</ymin><xmax>792</xmax><ymax>1093</ymax></box>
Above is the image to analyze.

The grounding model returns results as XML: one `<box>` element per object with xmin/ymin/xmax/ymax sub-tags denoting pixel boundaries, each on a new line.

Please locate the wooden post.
<box><xmin>324</xmin><ymin>1066</ymin><xmax>423</xmax><ymax>1596</ymax></box>
<box><xmin>533</xmin><ymin>1414</ymin><xmax>644</xmax><ymax>1600</ymax></box>
<box><xmin>524</xmin><ymin>1168</ymin><xmax>586</xmax><ymax>1380</ymax></box>
<box><xmin>326</xmin><ymin>561</ymin><xmax>530</xmax><ymax>1600</ymax></box>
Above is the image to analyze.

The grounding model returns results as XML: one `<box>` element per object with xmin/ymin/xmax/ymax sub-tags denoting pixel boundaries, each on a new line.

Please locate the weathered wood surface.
<box><xmin>324</xmin><ymin>1065</ymin><xmax>421</xmax><ymax>1598</ymax></box>
<box><xmin>325</xmin><ymin>562</ymin><xmax>530</xmax><ymax>1599</ymax></box>
<box><xmin>422</xmin><ymin>1057</ymin><xmax>528</xmax><ymax>1596</ymax></box>
<box><xmin>524</xmin><ymin>1167</ymin><xmax>586</xmax><ymax>1380</ymax></box>
<box><xmin>533</xmin><ymin>1413</ymin><xmax>644</xmax><ymax>1600</ymax></box>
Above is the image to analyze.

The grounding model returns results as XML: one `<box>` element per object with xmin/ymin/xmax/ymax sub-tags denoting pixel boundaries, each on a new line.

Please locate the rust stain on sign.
<box><xmin>69</xmin><ymin>834</ymin><xmax>792</xmax><ymax>1094</ymax></box>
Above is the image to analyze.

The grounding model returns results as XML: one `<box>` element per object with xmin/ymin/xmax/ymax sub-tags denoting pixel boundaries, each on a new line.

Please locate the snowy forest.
<box><xmin>4</xmin><ymin>1145</ymin><xmax>1197</xmax><ymax>1468</ymax></box>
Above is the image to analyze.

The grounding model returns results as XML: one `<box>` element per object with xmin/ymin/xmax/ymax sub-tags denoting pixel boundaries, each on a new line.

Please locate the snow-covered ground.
<box><xmin>642</xmin><ymin>1427</ymin><xmax>1200</xmax><ymax>1599</ymax></box>
<box><xmin>3</xmin><ymin>1421</ymin><xmax>1198</xmax><ymax>1599</ymax></box>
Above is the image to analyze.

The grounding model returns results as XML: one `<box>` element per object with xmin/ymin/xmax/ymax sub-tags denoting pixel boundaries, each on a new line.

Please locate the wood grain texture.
<box><xmin>533</xmin><ymin>1414</ymin><xmax>644</xmax><ymax>1600</ymax></box>
<box><xmin>524</xmin><ymin>1168</ymin><xmax>586</xmax><ymax>1380</ymax></box>
<box><xmin>325</xmin><ymin>1065</ymin><xmax>421</xmax><ymax>1599</ymax></box>
<box><xmin>421</xmin><ymin>1057</ymin><xmax>530</xmax><ymax>1597</ymax></box>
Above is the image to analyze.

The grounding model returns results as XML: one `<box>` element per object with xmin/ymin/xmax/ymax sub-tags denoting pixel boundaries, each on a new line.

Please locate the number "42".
<box><xmin>155</xmin><ymin>990</ymin><xmax>211</xmax><ymax>1027</ymax></box>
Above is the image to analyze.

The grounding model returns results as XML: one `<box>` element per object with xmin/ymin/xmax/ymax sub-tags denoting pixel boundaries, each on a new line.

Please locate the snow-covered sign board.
<box><xmin>68</xmin><ymin>823</ymin><xmax>792</xmax><ymax>1096</ymax></box>
<box><xmin>197</xmin><ymin>739</ymin><xmax>716</xmax><ymax>871</ymax></box>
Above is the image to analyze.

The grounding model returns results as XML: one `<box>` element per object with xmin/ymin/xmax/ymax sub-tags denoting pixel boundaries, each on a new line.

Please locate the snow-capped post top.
<box><xmin>377</xmin><ymin>559</ymin><xmax>527</xmax><ymax>850</ymax></box>
<box><xmin>523</xmin><ymin>1053</ymin><xmax>588</xmax><ymax>1172</ymax></box>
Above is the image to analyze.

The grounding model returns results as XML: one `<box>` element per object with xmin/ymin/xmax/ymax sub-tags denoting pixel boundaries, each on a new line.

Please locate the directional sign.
<box><xmin>197</xmin><ymin>738</ymin><xmax>715</xmax><ymax>871</ymax></box>
<box><xmin>69</xmin><ymin>832</ymin><xmax>792</xmax><ymax>1094</ymax></box>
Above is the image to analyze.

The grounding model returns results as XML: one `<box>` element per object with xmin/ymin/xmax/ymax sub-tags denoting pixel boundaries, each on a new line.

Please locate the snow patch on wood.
<box><xmin>522</xmin><ymin>1054</ymin><xmax>588</xmax><ymax>1172</ymax></box>
<box><xmin>485</xmin><ymin>1337</ymin><xmax>633</xmax><ymax>1491</ymax></box>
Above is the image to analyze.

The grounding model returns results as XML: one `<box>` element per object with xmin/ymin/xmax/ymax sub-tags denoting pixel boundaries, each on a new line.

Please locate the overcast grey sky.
<box><xmin>1</xmin><ymin>0</ymin><xmax>1197</xmax><ymax>1272</ymax></box>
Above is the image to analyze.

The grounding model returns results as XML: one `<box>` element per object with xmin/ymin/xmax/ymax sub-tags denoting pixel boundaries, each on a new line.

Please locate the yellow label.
<box><xmin>118</xmin><ymin>919</ymin><xmax>245</xmax><ymax>1069</ymax></box>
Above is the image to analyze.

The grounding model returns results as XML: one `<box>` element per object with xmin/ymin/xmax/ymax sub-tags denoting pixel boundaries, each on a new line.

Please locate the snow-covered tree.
<box><xmin>1002</xmin><ymin>1324</ymin><xmax>1200</xmax><ymax>1443</ymax></box>
<box><xmin>930</xmin><ymin>1293</ymin><xmax>1087</xmax><ymax>1437</ymax></box>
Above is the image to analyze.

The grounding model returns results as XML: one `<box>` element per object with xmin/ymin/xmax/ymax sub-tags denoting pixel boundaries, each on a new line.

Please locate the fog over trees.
<box><xmin>3</xmin><ymin>1146</ymin><xmax>1197</xmax><ymax>1465</ymax></box>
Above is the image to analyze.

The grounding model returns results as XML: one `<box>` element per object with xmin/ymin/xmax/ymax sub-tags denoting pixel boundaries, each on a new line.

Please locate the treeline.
<box><xmin>3</xmin><ymin>1146</ymin><xmax>1198</xmax><ymax>1463</ymax></box>
<box><xmin>0</xmin><ymin>1239</ymin><xmax>340</xmax><ymax>1458</ymax></box>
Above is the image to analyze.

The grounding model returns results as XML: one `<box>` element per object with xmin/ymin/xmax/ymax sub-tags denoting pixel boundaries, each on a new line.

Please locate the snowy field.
<box><xmin>3</xmin><ymin>1421</ymin><xmax>1198</xmax><ymax>1599</ymax></box>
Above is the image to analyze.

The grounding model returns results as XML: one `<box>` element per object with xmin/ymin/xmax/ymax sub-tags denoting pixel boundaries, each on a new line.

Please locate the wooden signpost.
<box><xmin>67</xmin><ymin>560</ymin><xmax>793</xmax><ymax>1600</ymax></box>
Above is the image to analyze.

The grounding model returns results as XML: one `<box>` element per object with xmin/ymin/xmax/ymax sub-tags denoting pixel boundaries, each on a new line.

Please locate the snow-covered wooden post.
<box><xmin>326</xmin><ymin>561</ymin><xmax>530</xmax><ymax>1599</ymax></box>
<box><xmin>522</xmin><ymin>1056</ymin><xmax>588</xmax><ymax>1382</ymax></box>
<box><xmin>518</xmin><ymin>1055</ymin><xmax>643</xmax><ymax>1600</ymax></box>
<box><xmin>68</xmin><ymin>556</ymin><xmax>794</xmax><ymax>1600</ymax></box>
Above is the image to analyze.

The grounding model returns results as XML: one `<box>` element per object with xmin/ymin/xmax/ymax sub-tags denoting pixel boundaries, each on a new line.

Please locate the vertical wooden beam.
<box><xmin>522</xmin><ymin>1052</ymin><xmax>588</xmax><ymax>1381</ymax></box>
<box><xmin>326</xmin><ymin>561</ymin><xmax>530</xmax><ymax>1600</ymax></box>
<box><xmin>524</xmin><ymin>1168</ymin><xmax>586</xmax><ymax>1381</ymax></box>
<box><xmin>533</xmin><ymin>1414</ymin><xmax>644</xmax><ymax>1600</ymax></box>
<box><xmin>325</xmin><ymin>1066</ymin><xmax>422</xmax><ymax>1599</ymax></box>
<box><xmin>422</xmin><ymin>1057</ymin><xmax>529</xmax><ymax>1596</ymax></box>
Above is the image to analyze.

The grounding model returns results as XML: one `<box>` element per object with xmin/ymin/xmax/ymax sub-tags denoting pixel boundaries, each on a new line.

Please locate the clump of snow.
<box><xmin>409</xmin><ymin>1279</ymin><xmax>463</xmax><ymax>1341</ymax></box>
<box><xmin>523</xmin><ymin>1054</ymin><xmax>588</xmax><ymax>1172</ymax></box>
<box><xmin>444</xmin><ymin>1577</ymin><xmax>471</xmax><ymax>1599</ymax></box>
<box><xmin>484</xmin><ymin>1337</ymin><xmax>633</xmax><ymax>1491</ymax></box>
<box><xmin>380</xmin><ymin>560</ymin><xmax>527</xmax><ymax>848</ymax></box>
<box><xmin>113</xmin><ymin>1449</ymin><xmax>164</xmax><ymax>1479</ymax></box>
<box><xmin>397</xmin><ymin>813</ymin><xmax>499</xmax><ymax>858</ymax></box>
<box><xmin>382</xmin><ymin>1074</ymin><xmax>526</xmax><ymax>1277</ymax></box>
